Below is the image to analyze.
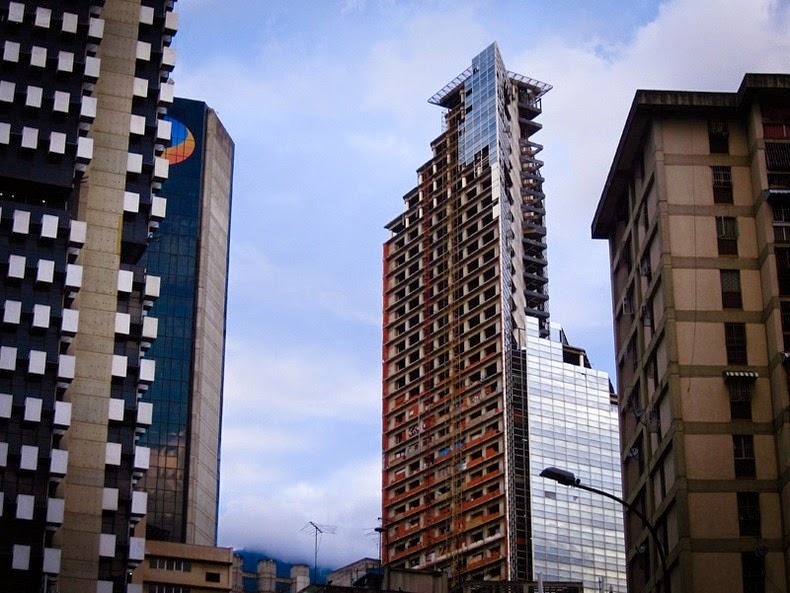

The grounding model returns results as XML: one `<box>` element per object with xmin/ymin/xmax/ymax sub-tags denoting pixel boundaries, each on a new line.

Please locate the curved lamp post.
<box><xmin>539</xmin><ymin>466</ymin><xmax>669</xmax><ymax>593</ymax></box>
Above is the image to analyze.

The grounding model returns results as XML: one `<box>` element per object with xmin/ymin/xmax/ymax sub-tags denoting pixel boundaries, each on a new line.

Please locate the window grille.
<box><xmin>725</xmin><ymin>322</ymin><xmax>747</xmax><ymax>365</ymax></box>
<box><xmin>733</xmin><ymin>434</ymin><xmax>756</xmax><ymax>478</ymax></box>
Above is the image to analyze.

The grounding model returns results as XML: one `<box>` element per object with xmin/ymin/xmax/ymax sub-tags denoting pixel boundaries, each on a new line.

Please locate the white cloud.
<box><xmin>218</xmin><ymin>456</ymin><xmax>382</xmax><ymax>567</ymax></box>
<box><xmin>359</xmin><ymin>7</ymin><xmax>488</xmax><ymax>123</ymax></box>
<box><xmin>509</xmin><ymin>0</ymin><xmax>790</xmax><ymax>343</ymax></box>
<box><xmin>222</xmin><ymin>340</ymin><xmax>380</xmax><ymax>422</ymax></box>
<box><xmin>228</xmin><ymin>238</ymin><xmax>381</xmax><ymax>329</ymax></box>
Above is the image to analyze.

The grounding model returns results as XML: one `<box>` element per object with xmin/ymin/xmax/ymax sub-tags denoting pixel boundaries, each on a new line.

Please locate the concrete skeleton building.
<box><xmin>381</xmin><ymin>44</ymin><xmax>625</xmax><ymax>591</ymax></box>
<box><xmin>592</xmin><ymin>74</ymin><xmax>790</xmax><ymax>592</ymax></box>
<box><xmin>0</xmin><ymin>1</ymin><xmax>232</xmax><ymax>592</ymax></box>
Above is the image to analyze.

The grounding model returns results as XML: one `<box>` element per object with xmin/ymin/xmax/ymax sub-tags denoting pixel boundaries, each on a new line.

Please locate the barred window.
<box><xmin>720</xmin><ymin>269</ymin><xmax>742</xmax><ymax>309</ymax></box>
<box><xmin>772</xmin><ymin>202</ymin><xmax>790</xmax><ymax>222</ymax></box>
<box><xmin>727</xmin><ymin>378</ymin><xmax>753</xmax><ymax>420</ymax></box>
<box><xmin>712</xmin><ymin>166</ymin><xmax>733</xmax><ymax>203</ymax></box>
<box><xmin>725</xmin><ymin>322</ymin><xmax>747</xmax><ymax>365</ymax></box>
<box><xmin>733</xmin><ymin>434</ymin><xmax>756</xmax><ymax>478</ymax></box>
<box><xmin>772</xmin><ymin>202</ymin><xmax>790</xmax><ymax>242</ymax></box>
<box><xmin>766</xmin><ymin>142</ymin><xmax>790</xmax><ymax>170</ymax></box>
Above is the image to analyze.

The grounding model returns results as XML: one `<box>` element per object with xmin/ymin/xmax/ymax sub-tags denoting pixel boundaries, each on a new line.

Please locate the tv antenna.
<box><xmin>301</xmin><ymin>521</ymin><xmax>336</xmax><ymax>584</ymax></box>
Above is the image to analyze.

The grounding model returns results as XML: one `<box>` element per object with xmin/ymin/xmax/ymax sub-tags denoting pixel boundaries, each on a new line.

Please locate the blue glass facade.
<box><xmin>524</xmin><ymin>318</ymin><xmax>626</xmax><ymax>591</ymax></box>
<box><xmin>140</xmin><ymin>98</ymin><xmax>207</xmax><ymax>542</ymax></box>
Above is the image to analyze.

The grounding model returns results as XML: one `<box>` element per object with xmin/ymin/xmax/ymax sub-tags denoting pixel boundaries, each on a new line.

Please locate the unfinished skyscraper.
<box><xmin>381</xmin><ymin>44</ymin><xmax>626</xmax><ymax>591</ymax></box>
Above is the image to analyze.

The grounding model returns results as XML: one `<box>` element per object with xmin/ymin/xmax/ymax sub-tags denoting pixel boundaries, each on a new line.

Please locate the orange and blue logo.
<box><xmin>162</xmin><ymin>117</ymin><xmax>195</xmax><ymax>165</ymax></box>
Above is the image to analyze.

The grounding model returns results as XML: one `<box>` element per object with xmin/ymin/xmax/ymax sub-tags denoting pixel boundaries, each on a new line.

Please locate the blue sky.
<box><xmin>171</xmin><ymin>0</ymin><xmax>790</xmax><ymax>569</ymax></box>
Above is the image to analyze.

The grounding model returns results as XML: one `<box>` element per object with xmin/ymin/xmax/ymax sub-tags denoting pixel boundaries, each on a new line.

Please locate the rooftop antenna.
<box><xmin>301</xmin><ymin>521</ymin><xmax>336</xmax><ymax>584</ymax></box>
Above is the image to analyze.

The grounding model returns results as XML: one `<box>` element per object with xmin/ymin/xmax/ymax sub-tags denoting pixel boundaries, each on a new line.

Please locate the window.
<box><xmin>205</xmin><ymin>572</ymin><xmax>221</xmax><ymax>583</ymax></box>
<box><xmin>720</xmin><ymin>269</ymin><xmax>743</xmax><ymax>309</ymax></box>
<box><xmin>711</xmin><ymin>165</ymin><xmax>733</xmax><ymax>203</ymax></box>
<box><xmin>725</xmin><ymin>323</ymin><xmax>748</xmax><ymax>365</ymax></box>
<box><xmin>733</xmin><ymin>434</ymin><xmax>756</xmax><ymax>478</ymax></box>
<box><xmin>727</xmin><ymin>378</ymin><xmax>753</xmax><ymax>420</ymax></box>
<box><xmin>148</xmin><ymin>586</ymin><xmax>190</xmax><ymax>593</ymax></box>
<box><xmin>782</xmin><ymin>302</ymin><xmax>790</xmax><ymax>350</ymax></box>
<box><xmin>741</xmin><ymin>553</ymin><xmax>765</xmax><ymax>593</ymax></box>
<box><xmin>640</xmin><ymin>256</ymin><xmax>652</xmax><ymax>282</ymax></box>
<box><xmin>708</xmin><ymin>120</ymin><xmax>729</xmax><ymax>154</ymax></box>
<box><xmin>717</xmin><ymin>216</ymin><xmax>739</xmax><ymax>255</ymax></box>
<box><xmin>737</xmin><ymin>492</ymin><xmax>761</xmax><ymax>536</ymax></box>
<box><xmin>642</xmin><ymin>300</ymin><xmax>654</xmax><ymax>331</ymax></box>
<box><xmin>712</xmin><ymin>166</ymin><xmax>733</xmax><ymax>203</ymax></box>
<box><xmin>771</xmin><ymin>202</ymin><xmax>790</xmax><ymax>242</ymax></box>
<box><xmin>776</xmin><ymin>247</ymin><xmax>790</xmax><ymax>295</ymax></box>
<box><xmin>148</xmin><ymin>557</ymin><xmax>192</xmax><ymax>572</ymax></box>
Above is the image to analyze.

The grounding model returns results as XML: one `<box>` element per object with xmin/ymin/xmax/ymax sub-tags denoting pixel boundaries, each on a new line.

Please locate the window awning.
<box><xmin>723</xmin><ymin>370</ymin><xmax>759</xmax><ymax>380</ymax></box>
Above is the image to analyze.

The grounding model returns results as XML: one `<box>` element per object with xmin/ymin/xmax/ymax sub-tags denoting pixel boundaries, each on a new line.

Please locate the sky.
<box><xmin>170</xmin><ymin>0</ymin><xmax>790</xmax><ymax>570</ymax></box>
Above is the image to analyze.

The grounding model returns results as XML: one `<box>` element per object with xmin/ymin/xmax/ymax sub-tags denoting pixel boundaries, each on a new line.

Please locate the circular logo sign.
<box><xmin>162</xmin><ymin>117</ymin><xmax>195</xmax><ymax>165</ymax></box>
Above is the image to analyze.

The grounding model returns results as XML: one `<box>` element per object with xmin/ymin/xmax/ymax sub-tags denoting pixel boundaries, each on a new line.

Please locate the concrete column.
<box><xmin>291</xmin><ymin>564</ymin><xmax>310</xmax><ymax>593</ymax></box>
<box><xmin>257</xmin><ymin>559</ymin><xmax>277</xmax><ymax>593</ymax></box>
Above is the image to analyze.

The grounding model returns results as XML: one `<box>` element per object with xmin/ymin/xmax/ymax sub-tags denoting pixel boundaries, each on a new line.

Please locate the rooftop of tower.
<box><xmin>427</xmin><ymin>42</ymin><xmax>552</xmax><ymax>107</ymax></box>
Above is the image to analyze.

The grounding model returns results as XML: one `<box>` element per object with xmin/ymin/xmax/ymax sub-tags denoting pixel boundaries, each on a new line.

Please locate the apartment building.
<box><xmin>592</xmin><ymin>74</ymin><xmax>790</xmax><ymax>593</ymax></box>
<box><xmin>382</xmin><ymin>43</ymin><xmax>625</xmax><ymax>591</ymax></box>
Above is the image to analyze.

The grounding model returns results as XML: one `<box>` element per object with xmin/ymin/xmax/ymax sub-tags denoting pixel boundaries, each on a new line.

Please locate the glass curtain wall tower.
<box><xmin>140</xmin><ymin>97</ymin><xmax>233</xmax><ymax>546</ymax></box>
<box><xmin>382</xmin><ymin>44</ymin><xmax>626</xmax><ymax>591</ymax></box>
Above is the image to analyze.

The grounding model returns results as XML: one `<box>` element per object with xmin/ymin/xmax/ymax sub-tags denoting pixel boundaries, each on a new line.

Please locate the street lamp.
<box><xmin>539</xmin><ymin>466</ymin><xmax>670</xmax><ymax>593</ymax></box>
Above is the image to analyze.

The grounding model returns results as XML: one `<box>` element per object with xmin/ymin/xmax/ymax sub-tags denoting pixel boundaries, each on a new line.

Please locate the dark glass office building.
<box><xmin>140</xmin><ymin>98</ymin><xmax>233</xmax><ymax>546</ymax></box>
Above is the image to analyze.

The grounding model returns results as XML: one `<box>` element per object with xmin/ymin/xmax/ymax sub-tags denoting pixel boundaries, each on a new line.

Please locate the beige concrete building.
<box><xmin>592</xmin><ymin>74</ymin><xmax>790</xmax><ymax>593</ymax></box>
<box><xmin>327</xmin><ymin>558</ymin><xmax>380</xmax><ymax>587</ymax></box>
<box><xmin>136</xmin><ymin>540</ymin><xmax>233</xmax><ymax>592</ymax></box>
